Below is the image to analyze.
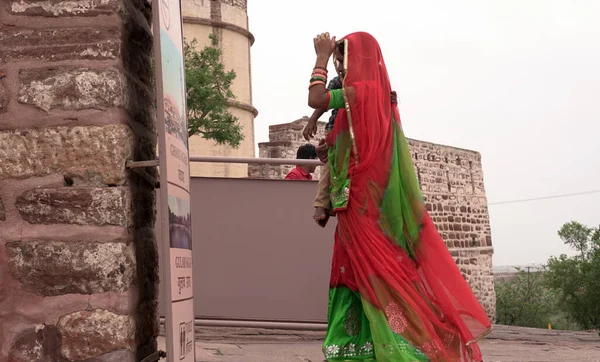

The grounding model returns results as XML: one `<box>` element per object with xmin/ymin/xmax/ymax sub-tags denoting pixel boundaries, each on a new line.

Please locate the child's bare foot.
<box><xmin>313</xmin><ymin>207</ymin><xmax>329</xmax><ymax>228</ymax></box>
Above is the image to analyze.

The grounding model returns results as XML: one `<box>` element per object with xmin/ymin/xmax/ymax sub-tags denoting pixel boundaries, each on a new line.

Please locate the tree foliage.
<box><xmin>495</xmin><ymin>268</ymin><xmax>558</xmax><ymax>329</ymax></box>
<box><xmin>545</xmin><ymin>221</ymin><xmax>600</xmax><ymax>330</ymax></box>
<box><xmin>184</xmin><ymin>34</ymin><xmax>244</xmax><ymax>148</ymax></box>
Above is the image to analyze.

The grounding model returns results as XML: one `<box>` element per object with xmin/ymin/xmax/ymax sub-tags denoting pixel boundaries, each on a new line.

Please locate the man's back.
<box><xmin>285</xmin><ymin>166</ymin><xmax>312</xmax><ymax>181</ymax></box>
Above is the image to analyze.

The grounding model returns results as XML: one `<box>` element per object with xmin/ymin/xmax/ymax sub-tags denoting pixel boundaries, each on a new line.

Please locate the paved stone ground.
<box><xmin>157</xmin><ymin>325</ymin><xmax>600</xmax><ymax>361</ymax></box>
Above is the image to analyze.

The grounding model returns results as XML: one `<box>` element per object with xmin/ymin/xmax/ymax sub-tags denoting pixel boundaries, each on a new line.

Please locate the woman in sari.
<box><xmin>307</xmin><ymin>32</ymin><xmax>492</xmax><ymax>361</ymax></box>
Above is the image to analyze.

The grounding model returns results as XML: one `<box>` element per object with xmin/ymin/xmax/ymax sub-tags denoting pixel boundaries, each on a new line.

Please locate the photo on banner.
<box><xmin>168</xmin><ymin>193</ymin><xmax>192</xmax><ymax>250</ymax></box>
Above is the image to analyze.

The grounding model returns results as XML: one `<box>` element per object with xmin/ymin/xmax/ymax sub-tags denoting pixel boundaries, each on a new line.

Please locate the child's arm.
<box><xmin>303</xmin><ymin>109</ymin><xmax>326</xmax><ymax>141</ymax></box>
<box><xmin>391</xmin><ymin>91</ymin><xmax>398</xmax><ymax>104</ymax></box>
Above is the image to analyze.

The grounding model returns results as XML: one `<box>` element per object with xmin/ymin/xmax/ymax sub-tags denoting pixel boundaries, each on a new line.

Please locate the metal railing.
<box><xmin>190</xmin><ymin>155</ymin><xmax>323</xmax><ymax>166</ymax></box>
<box><xmin>128</xmin><ymin>156</ymin><xmax>324</xmax><ymax>168</ymax></box>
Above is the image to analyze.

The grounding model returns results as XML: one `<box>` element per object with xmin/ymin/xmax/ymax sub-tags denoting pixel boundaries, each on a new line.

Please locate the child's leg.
<box><xmin>314</xmin><ymin>161</ymin><xmax>331</xmax><ymax>209</ymax></box>
<box><xmin>313</xmin><ymin>162</ymin><xmax>331</xmax><ymax>227</ymax></box>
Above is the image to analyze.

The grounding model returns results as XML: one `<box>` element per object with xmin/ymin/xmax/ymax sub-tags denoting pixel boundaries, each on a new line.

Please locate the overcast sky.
<box><xmin>247</xmin><ymin>0</ymin><xmax>600</xmax><ymax>266</ymax></box>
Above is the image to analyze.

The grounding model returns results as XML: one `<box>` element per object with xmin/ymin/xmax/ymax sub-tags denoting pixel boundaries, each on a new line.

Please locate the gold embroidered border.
<box><xmin>340</xmin><ymin>38</ymin><xmax>359</xmax><ymax>168</ymax></box>
<box><xmin>465</xmin><ymin>325</ymin><xmax>493</xmax><ymax>347</ymax></box>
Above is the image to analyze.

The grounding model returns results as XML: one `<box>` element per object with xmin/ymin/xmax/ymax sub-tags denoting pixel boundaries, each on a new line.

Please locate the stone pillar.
<box><xmin>0</xmin><ymin>1</ymin><xmax>158</xmax><ymax>361</ymax></box>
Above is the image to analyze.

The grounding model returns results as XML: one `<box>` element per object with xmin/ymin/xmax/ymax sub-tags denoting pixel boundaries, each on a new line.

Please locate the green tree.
<box><xmin>184</xmin><ymin>34</ymin><xmax>243</xmax><ymax>147</ymax></box>
<box><xmin>495</xmin><ymin>267</ymin><xmax>558</xmax><ymax>328</ymax></box>
<box><xmin>545</xmin><ymin>221</ymin><xmax>600</xmax><ymax>330</ymax></box>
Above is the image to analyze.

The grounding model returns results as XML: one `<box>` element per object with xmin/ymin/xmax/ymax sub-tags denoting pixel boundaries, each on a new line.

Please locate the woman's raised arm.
<box><xmin>308</xmin><ymin>33</ymin><xmax>336</xmax><ymax>109</ymax></box>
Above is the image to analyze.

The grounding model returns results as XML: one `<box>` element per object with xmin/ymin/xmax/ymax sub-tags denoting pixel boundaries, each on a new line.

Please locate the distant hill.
<box><xmin>493</xmin><ymin>265</ymin><xmax>544</xmax><ymax>274</ymax></box>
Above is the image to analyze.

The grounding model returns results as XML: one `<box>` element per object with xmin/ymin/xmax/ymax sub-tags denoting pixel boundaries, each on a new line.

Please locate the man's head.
<box><xmin>297</xmin><ymin>143</ymin><xmax>318</xmax><ymax>173</ymax></box>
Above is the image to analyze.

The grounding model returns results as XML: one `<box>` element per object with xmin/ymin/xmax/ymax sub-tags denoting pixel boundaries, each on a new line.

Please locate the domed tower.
<box><xmin>181</xmin><ymin>0</ymin><xmax>257</xmax><ymax>177</ymax></box>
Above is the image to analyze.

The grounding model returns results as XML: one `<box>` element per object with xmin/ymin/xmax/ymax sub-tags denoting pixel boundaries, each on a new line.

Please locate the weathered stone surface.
<box><xmin>19</xmin><ymin>67</ymin><xmax>127</xmax><ymax>112</ymax></box>
<box><xmin>132</xmin><ymin>229</ymin><xmax>159</xmax><ymax>346</ymax></box>
<box><xmin>0</xmin><ymin>124</ymin><xmax>133</xmax><ymax>186</ymax></box>
<box><xmin>221</xmin><ymin>0</ymin><xmax>247</xmax><ymax>10</ymax></box>
<box><xmin>451</xmin><ymin>248</ymin><xmax>496</xmax><ymax>318</ymax></box>
<box><xmin>120</xmin><ymin>0</ymin><xmax>153</xmax><ymax>86</ymax></box>
<box><xmin>8</xmin><ymin>324</ymin><xmax>66</xmax><ymax>362</ymax></box>
<box><xmin>57</xmin><ymin>309</ymin><xmax>135</xmax><ymax>361</ymax></box>
<box><xmin>82</xmin><ymin>350</ymin><xmax>135</xmax><ymax>361</ymax></box>
<box><xmin>7</xmin><ymin>0</ymin><xmax>119</xmax><ymax>17</ymax></box>
<box><xmin>6</xmin><ymin>240</ymin><xmax>135</xmax><ymax>296</ymax></box>
<box><xmin>0</xmin><ymin>72</ymin><xmax>8</xmax><ymax>113</ymax></box>
<box><xmin>122</xmin><ymin>71</ymin><xmax>155</xmax><ymax>131</ymax></box>
<box><xmin>0</xmin><ymin>28</ymin><xmax>120</xmax><ymax>63</ymax></box>
<box><xmin>0</xmin><ymin>196</ymin><xmax>5</xmax><ymax>221</ymax></box>
<box><xmin>16</xmin><ymin>187</ymin><xmax>131</xmax><ymax>226</ymax></box>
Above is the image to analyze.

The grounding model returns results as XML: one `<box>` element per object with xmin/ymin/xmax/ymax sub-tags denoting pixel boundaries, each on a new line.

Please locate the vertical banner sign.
<box><xmin>153</xmin><ymin>0</ymin><xmax>195</xmax><ymax>361</ymax></box>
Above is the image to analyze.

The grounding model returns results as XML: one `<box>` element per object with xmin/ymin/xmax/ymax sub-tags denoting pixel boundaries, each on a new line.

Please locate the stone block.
<box><xmin>0</xmin><ymin>196</ymin><xmax>5</xmax><ymax>221</ymax></box>
<box><xmin>16</xmin><ymin>187</ymin><xmax>131</xmax><ymax>226</ymax></box>
<box><xmin>57</xmin><ymin>309</ymin><xmax>135</xmax><ymax>361</ymax></box>
<box><xmin>85</xmin><ymin>350</ymin><xmax>135</xmax><ymax>361</ymax></box>
<box><xmin>0</xmin><ymin>72</ymin><xmax>8</xmax><ymax>113</ymax></box>
<box><xmin>0</xmin><ymin>124</ymin><xmax>133</xmax><ymax>186</ymax></box>
<box><xmin>7</xmin><ymin>0</ymin><xmax>119</xmax><ymax>17</ymax></box>
<box><xmin>0</xmin><ymin>28</ymin><xmax>120</xmax><ymax>63</ymax></box>
<box><xmin>8</xmin><ymin>324</ymin><xmax>65</xmax><ymax>362</ymax></box>
<box><xmin>19</xmin><ymin>67</ymin><xmax>126</xmax><ymax>112</ymax></box>
<box><xmin>6</xmin><ymin>239</ymin><xmax>135</xmax><ymax>296</ymax></box>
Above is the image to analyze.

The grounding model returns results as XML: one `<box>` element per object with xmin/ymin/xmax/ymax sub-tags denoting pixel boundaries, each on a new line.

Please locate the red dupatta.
<box><xmin>324</xmin><ymin>32</ymin><xmax>491</xmax><ymax>361</ymax></box>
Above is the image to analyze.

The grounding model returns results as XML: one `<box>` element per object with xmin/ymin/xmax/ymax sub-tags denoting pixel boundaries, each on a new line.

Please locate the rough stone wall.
<box><xmin>0</xmin><ymin>1</ymin><xmax>159</xmax><ymax>361</ymax></box>
<box><xmin>248</xmin><ymin>118</ymin><xmax>496</xmax><ymax>320</ymax></box>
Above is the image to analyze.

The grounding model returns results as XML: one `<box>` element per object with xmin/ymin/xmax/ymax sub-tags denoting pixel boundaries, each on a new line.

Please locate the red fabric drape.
<box><xmin>325</xmin><ymin>32</ymin><xmax>491</xmax><ymax>361</ymax></box>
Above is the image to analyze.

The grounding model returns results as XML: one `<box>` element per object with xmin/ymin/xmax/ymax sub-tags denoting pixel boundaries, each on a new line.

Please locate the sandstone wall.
<box><xmin>248</xmin><ymin>118</ymin><xmax>496</xmax><ymax>320</ymax></box>
<box><xmin>0</xmin><ymin>1</ymin><xmax>159</xmax><ymax>361</ymax></box>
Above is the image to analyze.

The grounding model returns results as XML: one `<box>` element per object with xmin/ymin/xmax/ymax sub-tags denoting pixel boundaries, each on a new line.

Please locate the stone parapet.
<box><xmin>0</xmin><ymin>0</ymin><xmax>158</xmax><ymax>360</ymax></box>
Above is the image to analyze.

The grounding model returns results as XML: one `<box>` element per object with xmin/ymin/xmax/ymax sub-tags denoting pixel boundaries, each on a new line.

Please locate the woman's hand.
<box><xmin>316</xmin><ymin>138</ymin><xmax>329</xmax><ymax>163</ymax></box>
<box><xmin>314</xmin><ymin>32</ymin><xmax>336</xmax><ymax>60</ymax></box>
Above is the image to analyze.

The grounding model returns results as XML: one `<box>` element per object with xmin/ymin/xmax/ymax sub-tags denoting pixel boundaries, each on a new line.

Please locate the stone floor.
<box><xmin>157</xmin><ymin>325</ymin><xmax>600</xmax><ymax>361</ymax></box>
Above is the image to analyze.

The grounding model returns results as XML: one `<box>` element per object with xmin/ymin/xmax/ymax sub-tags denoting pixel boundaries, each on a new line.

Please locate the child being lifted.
<box><xmin>303</xmin><ymin>59</ymin><xmax>397</xmax><ymax>227</ymax></box>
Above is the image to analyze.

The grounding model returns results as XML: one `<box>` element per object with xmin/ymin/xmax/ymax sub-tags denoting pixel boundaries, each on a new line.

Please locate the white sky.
<box><xmin>247</xmin><ymin>0</ymin><xmax>600</xmax><ymax>266</ymax></box>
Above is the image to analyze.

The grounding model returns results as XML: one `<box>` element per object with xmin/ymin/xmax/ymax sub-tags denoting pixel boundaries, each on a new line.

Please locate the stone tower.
<box><xmin>182</xmin><ymin>0</ymin><xmax>257</xmax><ymax>177</ymax></box>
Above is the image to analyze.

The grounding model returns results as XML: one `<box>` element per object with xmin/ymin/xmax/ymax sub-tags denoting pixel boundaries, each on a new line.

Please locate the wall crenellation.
<box><xmin>0</xmin><ymin>0</ymin><xmax>158</xmax><ymax>360</ymax></box>
<box><xmin>248</xmin><ymin>117</ymin><xmax>496</xmax><ymax>320</ymax></box>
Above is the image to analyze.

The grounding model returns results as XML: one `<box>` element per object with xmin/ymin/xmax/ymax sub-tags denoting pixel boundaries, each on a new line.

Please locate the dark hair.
<box><xmin>296</xmin><ymin>143</ymin><xmax>317</xmax><ymax>160</ymax></box>
<box><xmin>337</xmin><ymin>41</ymin><xmax>345</xmax><ymax>55</ymax></box>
